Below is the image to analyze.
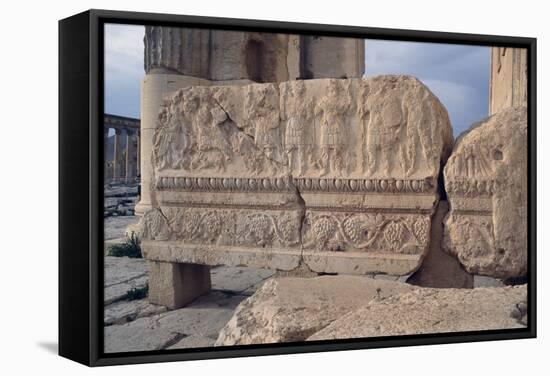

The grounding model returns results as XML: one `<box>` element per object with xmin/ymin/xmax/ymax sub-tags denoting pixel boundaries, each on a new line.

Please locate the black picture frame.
<box><xmin>59</xmin><ymin>9</ymin><xmax>537</xmax><ymax>367</ymax></box>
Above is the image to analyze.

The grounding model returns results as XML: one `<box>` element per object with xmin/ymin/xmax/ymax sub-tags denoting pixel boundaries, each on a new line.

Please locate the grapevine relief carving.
<box><xmin>302</xmin><ymin>212</ymin><xmax>429</xmax><ymax>255</ymax></box>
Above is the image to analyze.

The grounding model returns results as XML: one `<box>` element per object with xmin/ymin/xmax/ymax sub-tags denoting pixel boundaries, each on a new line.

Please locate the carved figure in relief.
<box><xmin>446</xmin><ymin>143</ymin><xmax>494</xmax><ymax>178</ymax></box>
<box><xmin>361</xmin><ymin>93</ymin><xmax>408</xmax><ymax>176</ymax></box>
<box><xmin>245</xmin><ymin>85</ymin><xmax>282</xmax><ymax>172</ymax></box>
<box><xmin>282</xmin><ymin>81</ymin><xmax>314</xmax><ymax>175</ymax></box>
<box><xmin>190</xmin><ymin>93</ymin><xmax>232</xmax><ymax>172</ymax></box>
<box><xmin>315</xmin><ymin>80</ymin><xmax>351</xmax><ymax>176</ymax></box>
<box><xmin>153</xmin><ymin>96</ymin><xmax>194</xmax><ymax>170</ymax></box>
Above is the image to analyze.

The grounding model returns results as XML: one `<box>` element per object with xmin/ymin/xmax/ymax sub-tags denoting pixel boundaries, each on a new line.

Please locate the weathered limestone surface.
<box><xmin>407</xmin><ymin>201</ymin><xmax>474</xmax><ymax>288</ymax></box>
<box><xmin>489</xmin><ymin>47</ymin><xmax>527</xmax><ymax>115</ymax></box>
<box><xmin>104</xmin><ymin>299</ymin><xmax>167</xmax><ymax>326</ymax></box>
<box><xmin>444</xmin><ymin>107</ymin><xmax>528</xmax><ymax>279</ymax></box>
<box><xmin>144</xmin><ymin>27</ymin><xmax>365</xmax><ymax>82</ymax></box>
<box><xmin>215</xmin><ymin>276</ymin><xmax>416</xmax><ymax>346</ymax></box>
<box><xmin>300</xmin><ymin>36</ymin><xmax>365</xmax><ymax>79</ymax></box>
<box><xmin>105</xmin><ymin>291</ymin><xmax>246</xmax><ymax>352</ymax></box>
<box><xmin>136</xmin><ymin>27</ymin><xmax>364</xmax><ymax>216</ymax></box>
<box><xmin>104</xmin><ymin>256</ymin><xmax>148</xmax><ymax>305</ymax></box>
<box><xmin>103</xmin><ymin>255</ymin><xmax>275</xmax><ymax>351</ymax></box>
<box><xmin>140</xmin><ymin>76</ymin><xmax>453</xmax><ymax>283</ymax></box>
<box><xmin>308</xmin><ymin>284</ymin><xmax>527</xmax><ymax>340</ymax></box>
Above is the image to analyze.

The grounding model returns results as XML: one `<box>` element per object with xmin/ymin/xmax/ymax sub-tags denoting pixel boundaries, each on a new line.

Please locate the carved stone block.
<box><xmin>140</xmin><ymin>76</ymin><xmax>453</xmax><ymax>277</ymax></box>
<box><xmin>443</xmin><ymin>107</ymin><xmax>527</xmax><ymax>279</ymax></box>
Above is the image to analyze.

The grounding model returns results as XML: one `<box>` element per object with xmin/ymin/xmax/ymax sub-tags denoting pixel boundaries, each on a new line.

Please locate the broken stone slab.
<box><xmin>308</xmin><ymin>284</ymin><xmax>527</xmax><ymax>341</ymax></box>
<box><xmin>104</xmin><ymin>256</ymin><xmax>148</xmax><ymax>287</ymax></box>
<box><xmin>104</xmin><ymin>275</ymin><xmax>148</xmax><ymax>305</ymax></box>
<box><xmin>140</xmin><ymin>76</ymin><xmax>453</xmax><ymax>288</ymax></box>
<box><xmin>443</xmin><ymin>107</ymin><xmax>528</xmax><ymax>279</ymax></box>
<box><xmin>104</xmin><ymin>299</ymin><xmax>167</xmax><ymax>326</ymax></box>
<box><xmin>214</xmin><ymin>276</ymin><xmax>416</xmax><ymax>346</ymax></box>
<box><xmin>166</xmin><ymin>335</ymin><xmax>215</xmax><ymax>350</ymax></box>
<box><xmin>104</xmin><ymin>256</ymin><xmax>149</xmax><ymax>305</ymax></box>
<box><xmin>104</xmin><ymin>290</ymin><xmax>246</xmax><ymax>353</ymax></box>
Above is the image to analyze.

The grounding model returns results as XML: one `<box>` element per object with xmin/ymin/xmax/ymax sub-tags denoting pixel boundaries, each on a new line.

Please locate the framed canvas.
<box><xmin>59</xmin><ymin>9</ymin><xmax>536</xmax><ymax>366</ymax></box>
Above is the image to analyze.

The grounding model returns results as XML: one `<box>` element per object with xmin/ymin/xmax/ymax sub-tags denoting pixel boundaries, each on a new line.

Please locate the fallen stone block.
<box><xmin>215</xmin><ymin>275</ymin><xmax>416</xmax><ymax>346</ymax></box>
<box><xmin>308</xmin><ymin>284</ymin><xmax>527</xmax><ymax>341</ymax></box>
<box><xmin>444</xmin><ymin>107</ymin><xmax>528</xmax><ymax>279</ymax></box>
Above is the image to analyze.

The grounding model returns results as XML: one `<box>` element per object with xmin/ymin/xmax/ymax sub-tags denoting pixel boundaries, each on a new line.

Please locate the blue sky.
<box><xmin>104</xmin><ymin>24</ymin><xmax>490</xmax><ymax>135</ymax></box>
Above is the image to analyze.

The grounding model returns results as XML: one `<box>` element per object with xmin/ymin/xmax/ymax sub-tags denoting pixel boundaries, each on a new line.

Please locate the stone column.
<box><xmin>299</xmin><ymin>36</ymin><xmax>365</xmax><ymax>79</ymax></box>
<box><xmin>134</xmin><ymin>73</ymin><xmax>211</xmax><ymax>215</ymax></box>
<box><xmin>125</xmin><ymin>129</ymin><xmax>137</xmax><ymax>183</ymax></box>
<box><xmin>489</xmin><ymin>47</ymin><xmax>527</xmax><ymax>115</ymax></box>
<box><xmin>113</xmin><ymin>128</ymin><xmax>125</xmax><ymax>182</ymax></box>
<box><xmin>104</xmin><ymin>127</ymin><xmax>109</xmax><ymax>183</ymax></box>
<box><xmin>136</xmin><ymin>131</ymin><xmax>141</xmax><ymax>178</ymax></box>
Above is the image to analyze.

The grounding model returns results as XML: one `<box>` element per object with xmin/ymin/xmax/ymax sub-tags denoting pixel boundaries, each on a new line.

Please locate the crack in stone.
<box><xmin>159</xmin><ymin>332</ymin><xmax>189</xmax><ymax>350</ymax></box>
<box><xmin>104</xmin><ymin>273</ymin><xmax>148</xmax><ymax>288</ymax></box>
<box><xmin>293</xmin><ymin>174</ymin><xmax>307</xmax><ymax>268</ymax></box>
<box><xmin>211</xmin><ymin>95</ymin><xmax>287</xmax><ymax>168</ymax></box>
<box><xmin>212</xmin><ymin>94</ymin><xmax>311</xmax><ymax>271</ymax></box>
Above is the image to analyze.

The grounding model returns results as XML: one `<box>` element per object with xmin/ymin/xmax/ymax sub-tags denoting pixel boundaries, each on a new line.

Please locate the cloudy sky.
<box><xmin>365</xmin><ymin>39</ymin><xmax>489</xmax><ymax>134</ymax></box>
<box><xmin>104</xmin><ymin>24</ymin><xmax>490</xmax><ymax>135</ymax></box>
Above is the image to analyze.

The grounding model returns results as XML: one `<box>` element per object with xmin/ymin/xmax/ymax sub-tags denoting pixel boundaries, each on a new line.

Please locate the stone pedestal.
<box><xmin>148</xmin><ymin>261</ymin><xmax>211</xmax><ymax>309</ymax></box>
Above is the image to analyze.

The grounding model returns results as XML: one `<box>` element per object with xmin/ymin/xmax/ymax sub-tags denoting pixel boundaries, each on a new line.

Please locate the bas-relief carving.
<box><xmin>281</xmin><ymin>81</ymin><xmax>314</xmax><ymax>176</ymax></box>
<box><xmin>359</xmin><ymin>79</ymin><xmax>451</xmax><ymax>179</ymax></box>
<box><xmin>443</xmin><ymin>107</ymin><xmax>527</xmax><ymax>279</ymax></box>
<box><xmin>302</xmin><ymin>212</ymin><xmax>430</xmax><ymax>254</ymax></box>
<box><xmin>141</xmin><ymin>76</ymin><xmax>453</xmax><ymax>275</ymax></box>
<box><xmin>141</xmin><ymin>207</ymin><xmax>302</xmax><ymax>248</ymax></box>
<box><xmin>152</xmin><ymin>86</ymin><xmax>283</xmax><ymax>178</ymax></box>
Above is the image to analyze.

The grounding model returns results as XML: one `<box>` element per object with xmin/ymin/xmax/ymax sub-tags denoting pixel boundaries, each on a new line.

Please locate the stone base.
<box><xmin>148</xmin><ymin>261</ymin><xmax>211</xmax><ymax>309</ymax></box>
<box><xmin>142</xmin><ymin>241</ymin><xmax>424</xmax><ymax>276</ymax></box>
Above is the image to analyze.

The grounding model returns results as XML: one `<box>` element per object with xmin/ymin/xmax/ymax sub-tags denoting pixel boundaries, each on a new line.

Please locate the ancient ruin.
<box><xmin>138</xmin><ymin>75</ymin><xmax>453</xmax><ymax>308</ymax></box>
<box><xmin>104</xmin><ymin>114</ymin><xmax>140</xmax><ymax>184</ymax></box>
<box><xmin>444</xmin><ymin>106</ymin><xmax>528</xmax><ymax>279</ymax></box>
<box><xmin>102</xmin><ymin>26</ymin><xmax>531</xmax><ymax>351</ymax></box>
<box><xmin>135</xmin><ymin>27</ymin><xmax>365</xmax><ymax>216</ymax></box>
<box><xmin>489</xmin><ymin>47</ymin><xmax>527</xmax><ymax>115</ymax></box>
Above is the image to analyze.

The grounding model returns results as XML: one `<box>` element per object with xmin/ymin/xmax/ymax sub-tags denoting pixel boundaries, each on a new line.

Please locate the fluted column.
<box><xmin>125</xmin><ymin>129</ymin><xmax>137</xmax><ymax>182</ymax></box>
<box><xmin>489</xmin><ymin>47</ymin><xmax>527</xmax><ymax>115</ymax></box>
<box><xmin>136</xmin><ymin>131</ymin><xmax>141</xmax><ymax>178</ymax></box>
<box><xmin>113</xmin><ymin>128</ymin><xmax>125</xmax><ymax>182</ymax></box>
